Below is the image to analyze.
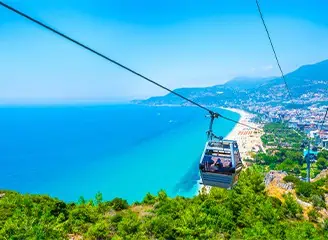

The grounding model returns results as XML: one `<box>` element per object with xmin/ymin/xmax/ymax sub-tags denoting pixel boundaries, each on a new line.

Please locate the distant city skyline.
<box><xmin>1</xmin><ymin>0</ymin><xmax>328</xmax><ymax>103</ymax></box>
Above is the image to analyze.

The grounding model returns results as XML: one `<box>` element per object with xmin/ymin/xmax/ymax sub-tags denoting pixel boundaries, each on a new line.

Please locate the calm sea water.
<box><xmin>0</xmin><ymin>104</ymin><xmax>239</xmax><ymax>203</ymax></box>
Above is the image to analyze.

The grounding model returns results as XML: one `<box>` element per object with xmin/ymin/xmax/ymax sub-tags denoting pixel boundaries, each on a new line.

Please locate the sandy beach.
<box><xmin>221</xmin><ymin>108</ymin><xmax>263</xmax><ymax>160</ymax></box>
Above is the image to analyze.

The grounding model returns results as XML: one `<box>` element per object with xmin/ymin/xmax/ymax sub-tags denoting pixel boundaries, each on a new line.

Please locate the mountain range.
<box><xmin>135</xmin><ymin>59</ymin><xmax>328</xmax><ymax>107</ymax></box>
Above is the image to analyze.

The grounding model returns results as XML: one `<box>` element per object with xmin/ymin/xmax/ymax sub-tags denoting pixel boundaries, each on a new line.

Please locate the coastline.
<box><xmin>220</xmin><ymin>107</ymin><xmax>262</xmax><ymax>160</ymax></box>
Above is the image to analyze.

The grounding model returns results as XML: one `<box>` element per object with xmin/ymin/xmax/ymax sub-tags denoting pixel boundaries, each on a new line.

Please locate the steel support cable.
<box><xmin>255</xmin><ymin>0</ymin><xmax>305</xmax><ymax>124</ymax></box>
<box><xmin>0</xmin><ymin>1</ymin><xmax>261</xmax><ymax>131</ymax></box>
<box><xmin>255</xmin><ymin>0</ymin><xmax>292</xmax><ymax>100</ymax></box>
<box><xmin>0</xmin><ymin>1</ymin><xmax>211</xmax><ymax>113</ymax></box>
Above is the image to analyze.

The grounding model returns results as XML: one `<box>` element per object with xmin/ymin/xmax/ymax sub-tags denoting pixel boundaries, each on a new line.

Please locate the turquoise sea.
<box><xmin>0</xmin><ymin>104</ymin><xmax>240</xmax><ymax>203</ymax></box>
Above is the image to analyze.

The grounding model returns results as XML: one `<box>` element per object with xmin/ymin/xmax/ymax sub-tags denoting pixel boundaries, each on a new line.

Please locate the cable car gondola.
<box><xmin>199</xmin><ymin>113</ymin><xmax>243</xmax><ymax>189</ymax></box>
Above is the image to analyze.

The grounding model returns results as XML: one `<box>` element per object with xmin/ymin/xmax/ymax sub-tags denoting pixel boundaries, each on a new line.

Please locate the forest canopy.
<box><xmin>0</xmin><ymin>167</ymin><xmax>327</xmax><ymax>240</ymax></box>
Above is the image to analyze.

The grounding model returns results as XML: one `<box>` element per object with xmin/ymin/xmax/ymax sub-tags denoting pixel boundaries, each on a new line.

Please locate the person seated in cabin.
<box><xmin>206</xmin><ymin>157</ymin><xmax>221</xmax><ymax>172</ymax></box>
<box><xmin>217</xmin><ymin>158</ymin><xmax>234</xmax><ymax>173</ymax></box>
<box><xmin>200</xmin><ymin>155</ymin><xmax>214</xmax><ymax>171</ymax></box>
<box><xmin>214</xmin><ymin>158</ymin><xmax>223</xmax><ymax>169</ymax></box>
<box><xmin>225</xmin><ymin>157</ymin><xmax>233</xmax><ymax>166</ymax></box>
<box><xmin>202</xmin><ymin>155</ymin><xmax>213</xmax><ymax>163</ymax></box>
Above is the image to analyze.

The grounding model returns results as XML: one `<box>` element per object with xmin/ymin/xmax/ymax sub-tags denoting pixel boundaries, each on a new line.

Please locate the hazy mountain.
<box><xmin>223</xmin><ymin>76</ymin><xmax>274</xmax><ymax>89</ymax></box>
<box><xmin>136</xmin><ymin>59</ymin><xmax>328</xmax><ymax>105</ymax></box>
<box><xmin>286</xmin><ymin>59</ymin><xmax>328</xmax><ymax>82</ymax></box>
<box><xmin>255</xmin><ymin>59</ymin><xmax>328</xmax><ymax>97</ymax></box>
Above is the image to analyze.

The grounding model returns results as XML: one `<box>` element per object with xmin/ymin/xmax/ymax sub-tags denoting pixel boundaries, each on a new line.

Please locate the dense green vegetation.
<box><xmin>255</xmin><ymin>123</ymin><xmax>328</xmax><ymax>178</ymax></box>
<box><xmin>283</xmin><ymin>175</ymin><xmax>328</xmax><ymax>207</ymax></box>
<box><xmin>317</xmin><ymin>150</ymin><xmax>328</xmax><ymax>170</ymax></box>
<box><xmin>261</xmin><ymin>123</ymin><xmax>305</xmax><ymax>149</ymax></box>
<box><xmin>1</xmin><ymin>167</ymin><xmax>327</xmax><ymax>240</ymax></box>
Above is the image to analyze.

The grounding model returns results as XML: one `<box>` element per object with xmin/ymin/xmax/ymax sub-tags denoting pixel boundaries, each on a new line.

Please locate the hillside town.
<box><xmin>225</xmin><ymin>90</ymin><xmax>328</xmax><ymax>150</ymax></box>
<box><xmin>251</xmin><ymin>105</ymin><xmax>327</xmax><ymax>149</ymax></box>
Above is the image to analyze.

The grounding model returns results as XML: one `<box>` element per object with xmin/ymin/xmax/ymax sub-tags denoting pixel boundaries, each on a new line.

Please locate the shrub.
<box><xmin>110</xmin><ymin>198</ymin><xmax>129</xmax><ymax>211</ymax></box>
<box><xmin>311</xmin><ymin>195</ymin><xmax>326</xmax><ymax>209</ymax></box>
<box><xmin>322</xmin><ymin>219</ymin><xmax>328</xmax><ymax>231</ymax></box>
<box><xmin>308</xmin><ymin>209</ymin><xmax>320</xmax><ymax>223</ymax></box>
<box><xmin>142</xmin><ymin>193</ymin><xmax>157</xmax><ymax>204</ymax></box>
<box><xmin>157</xmin><ymin>190</ymin><xmax>168</xmax><ymax>202</ymax></box>
<box><xmin>117</xmin><ymin>212</ymin><xmax>140</xmax><ymax>236</ymax></box>
<box><xmin>111</xmin><ymin>214</ymin><xmax>123</xmax><ymax>224</ymax></box>
<box><xmin>282</xmin><ymin>193</ymin><xmax>303</xmax><ymax>219</ymax></box>
<box><xmin>283</xmin><ymin>175</ymin><xmax>300</xmax><ymax>184</ymax></box>
<box><xmin>86</xmin><ymin>220</ymin><xmax>111</xmax><ymax>239</ymax></box>
<box><xmin>95</xmin><ymin>192</ymin><xmax>103</xmax><ymax>205</ymax></box>
<box><xmin>296</xmin><ymin>182</ymin><xmax>313</xmax><ymax>198</ymax></box>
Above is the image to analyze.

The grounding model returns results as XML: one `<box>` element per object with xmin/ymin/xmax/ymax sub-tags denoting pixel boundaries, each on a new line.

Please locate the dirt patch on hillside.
<box><xmin>131</xmin><ymin>204</ymin><xmax>153</xmax><ymax>218</ymax></box>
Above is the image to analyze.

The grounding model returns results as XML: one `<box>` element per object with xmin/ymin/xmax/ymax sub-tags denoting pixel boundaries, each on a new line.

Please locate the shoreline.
<box><xmin>220</xmin><ymin>107</ymin><xmax>262</xmax><ymax>160</ymax></box>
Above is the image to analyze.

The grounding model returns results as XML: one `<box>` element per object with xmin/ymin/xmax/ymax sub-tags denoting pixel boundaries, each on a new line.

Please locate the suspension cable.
<box><xmin>255</xmin><ymin>0</ymin><xmax>292</xmax><ymax>101</ymax></box>
<box><xmin>255</xmin><ymin>0</ymin><xmax>306</xmax><ymax>125</ymax></box>
<box><xmin>0</xmin><ymin>1</ymin><xmax>262</xmax><ymax>132</ymax></box>
<box><xmin>0</xmin><ymin>1</ymin><xmax>213</xmax><ymax>113</ymax></box>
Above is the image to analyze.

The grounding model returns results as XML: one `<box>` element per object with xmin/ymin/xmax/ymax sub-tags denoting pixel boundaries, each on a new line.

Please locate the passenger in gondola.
<box><xmin>222</xmin><ymin>159</ymin><xmax>231</xmax><ymax>168</ymax></box>
<box><xmin>215</xmin><ymin>158</ymin><xmax>223</xmax><ymax>169</ymax></box>
<box><xmin>218</xmin><ymin>159</ymin><xmax>233</xmax><ymax>173</ymax></box>
<box><xmin>199</xmin><ymin>155</ymin><xmax>214</xmax><ymax>171</ymax></box>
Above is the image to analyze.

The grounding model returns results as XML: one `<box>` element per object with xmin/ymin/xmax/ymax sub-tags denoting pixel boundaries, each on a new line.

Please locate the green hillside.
<box><xmin>1</xmin><ymin>167</ymin><xmax>327</xmax><ymax>240</ymax></box>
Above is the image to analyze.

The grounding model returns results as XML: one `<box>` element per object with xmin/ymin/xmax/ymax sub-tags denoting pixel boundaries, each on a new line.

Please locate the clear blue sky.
<box><xmin>1</xmin><ymin>0</ymin><xmax>328</xmax><ymax>103</ymax></box>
